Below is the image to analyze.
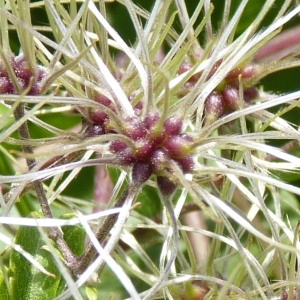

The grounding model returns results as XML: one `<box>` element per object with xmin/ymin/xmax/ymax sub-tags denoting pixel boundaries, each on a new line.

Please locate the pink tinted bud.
<box><xmin>85</xmin><ymin>124</ymin><xmax>105</xmax><ymax>137</ymax></box>
<box><xmin>37</xmin><ymin>66</ymin><xmax>47</xmax><ymax>82</ymax></box>
<box><xmin>243</xmin><ymin>87</ymin><xmax>259</xmax><ymax>102</ymax></box>
<box><xmin>150</xmin><ymin>149</ymin><xmax>169</xmax><ymax>173</ymax></box>
<box><xmin>164</xmin><ymin>135</ymin><xmax>192</xmax><ymax>159</ymax></box>
<box><xmin>110</xmin><ymin>140</ymin><xmax>128</xmax><ymax>153</ymax></box>
<box><xmin>89</xmin><ymin>109</ymin><xmax>109</xmax><ymax>125</ymax></box>
<box><xmin>144</xmin><ymin>111</ymin><xmax>159</xmax><ymax>130</ymax></box>
<box><xmin>124</xmin><ymin>117</ymin><xmax>147</xmax><ymax>140</ymax></box>
<box><xmin>178</xmin><ymin>62</ymin><xmax>200</xmax><ymax>83</ymax></box>
<box><xmin>14</xmin><ymin>57</ymin><xmax>33</xmax><ymax>81</ymax></box>
<box><xmin>226</xmin><ymin>67</ymin><xmax>242</xmax><ymax>81</ymax></box>
<box><xmin>117</xmin><ymin>148</ymin><xmax>136</xmax><ymax>165</ymax></box>
<box><xmin>204</xmin><ymin>92</ymin><xmax>224</xmax><ymax>124</ymax></box>
<box><xmin>134</xmin><ymin>139</ymin><xmax>155</xmax><ymax>160</ymax></box>
<box><xmin>0</xmin><ymin>64</ymin><xmax>8</xmax><ymax>77</ymax></box>
<box><xmin>163</xmin><ymin>115</ymin><xmax>183</xmax><ymax>137</ymax></box>
<box><xmin>222</xmin><ymin>86</ymin><xmax>239</xmax><ymax>110</ymax></box>
<box><xmin>149</xmin><ymin>130</ymin><xmax>165</xmax><ymax>144</ymax></box>
<box><xmin>241</xmin><ymin>64</ymin><xmax>257</xmax><ymax>79</ymax></box>
<box><xmin>90</xmin><ymin>94</ymin><xmax>115</xmax><ymax>125</ymax></box>
<box><xmin>157</xmin><ymin>176</ymin><xmax>177</xmax><ymax>196</ymax></box>
<box><xmin>176</xmin><ymin>155</ymin><xmax>194</xmax><ymax>173</ymax></box>
<box><xmin>28</xmin><ymin>83</ymin><xmax>41</xmax><ymax>95</ymax></box>
<box><xmin>0</xmin><ymin>77</ymin><xmax>13</xmax><ymax>94</ymax></box>
<box><xmin>178</xmin><ymin>62</ymin><xmax>192</xmax><ymax>75</ymax></box>
<box><xmin>226</xmin><ymin>64</ymin><xmax>257</xmax><ymax>82</ymax></box>
<box><xmin>132</xmin><ymin>162</ymin><xmax>152</xmax><ymax>184</ymax></box>
<box><xmin>134</xmin><ymin>101</ymin><xmax>143</xmax><ymax>115</ymax></box>
<box><xmin>94</xmin><ymin>94</ymin><xmax>113</xmax><ymax>108</ymax></box>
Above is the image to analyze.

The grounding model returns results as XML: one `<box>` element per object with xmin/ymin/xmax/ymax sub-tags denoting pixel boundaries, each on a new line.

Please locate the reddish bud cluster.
<box><xmin>85</xmin><ymin>94</ymin><xmax>117</xmax><ymax>138</ymax></box>
<box><xmin>203</xmin><ymin>64</ymin><xmax>259</xmax><ymax>124</ymax></box>
<box><xmin>85</xmin><ymin>97</ymin><xmax>195</xmax><ymax>195</ymax></box>
<box><xmin>177</xmin><ymin>61</ymin><xmax>259</xmax><ymax>124</ymax></box>
<box><xmin>0</xmin><ymin>56</ymin><xmax>46</xmax><ymax>95</ymax></box>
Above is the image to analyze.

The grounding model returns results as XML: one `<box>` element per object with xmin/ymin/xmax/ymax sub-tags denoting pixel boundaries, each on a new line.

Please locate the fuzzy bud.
<box><xmin>85</xmin><ymin>124</ymin><xmax>105</xmax><ymax>137</ymax></box>
<box><xmin>164</xmin><ymin>135</ymin><xmax>193</xmax><ymax>159</ymax></box>
<box><xmin>243</xmin><ymin>87</ymin><xmax>259</xmax><ymax>102</ymax></box>
<box><xmin>157</xmin><ymin>176</ymin><xmax>177</xmax><ymax>196</ymax></box>
<box><xmin>177</xmin><ymin>155</ymin><xmax>194</xmax><ymax>173</ymax></box>
<box><xmin>204</xmin><ymin>92</ymin><xmax>224</xmax><ymax>124</ymax></box>
<box><xmin>89</xmin><ymin>109</ymin><xmax>109</xmax><ymax>125</ymax></box>
<box><xmin>134</xmin><ymin>139</ymin><xmax>155</xmax><ymax>160</ymax></box>
<box><xmin>110</xmin><ymin>140</ymin><xmax>128</xmax><ymax>153</ymax></box>
<box><xmin>241</xmin><ymin>64</ymin><xmax>257</xmax><ymax>79</ymax></box>
<box><xmin>163</xmin><ymin>114</ymin><xmax>183</xmax><ymax>137</ymax></box>
<box><xmin>222</xmin><ymin>86</ymin><xmax>239</xmax><ymax>110</ymax></box>
<box><xmin>0</xmin><ymin>77</ymin><xmax>13</xmax><ymax>94</ymax></box>
<box><xmin>144</xmin><ymin>112</ymin><xmax>160</xmax><ymax>130</ymax></box>
<box><xmin>117</xmin><ymin>148</ymin><xmax>136</xmax><ymax>165</ymax></box>
<box><xmin>132</xmin><ymin>161</ymin><xmax>152</xmax><ymax>185</ymax></box>
<box><xmin>94</xmin><ymin>94</ymin><xmax>114</xmax><ymax>108</ymax></box>
<box><xmin>124</xmin><ymin>117</ymin><xmax>147</xmax><ymax>140</ymax></box>
<box><xmin>150</xmin><ymin>149</ymin><xmax>169</xmax><ymax>174</ymax></box>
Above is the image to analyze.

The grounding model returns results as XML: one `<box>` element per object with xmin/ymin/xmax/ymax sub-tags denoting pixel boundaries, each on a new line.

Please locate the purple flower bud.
<box><xmin>176</xmin><ymin>155</ymin><xmax>194</xmax><ymax>173</ymax></box>
<box><xmin>163</xmin><ymin>114</ymin><xmax>183</xmax><ymax>137</ymax></box>
<box><xmin>134</xmin><ymin>139</ymin><xmax>155</xmax><ymax>160</ymax></box>
<box><xmin>0</xmin><ymin>77</ymin><xmax>13</xmax><ymax>94</ymax></box>
<box><xmin>164</xmin><ymin>135</ymin><xmax>193</xmax><ymax>159</ymax></box>
<box><xmin>150</xmin><ymin>149</ymin><xmax>169</xmax><ymax>174</ymax></box>
<box><xmin>94</xmin><ymin>94</ymin><xmax>113</xmax><ymax>108</ymax></box>
<box><xmin>124</xmin><ymin>117</ymin><xmax>147</xmax><ymax>140</ymax></box>
<box><xmin>144</xmin><ymin>111</ymin><xmax>159</xmax><ymax>130</ymax></box>
<box><xmin>204</xmin><ymin>92</ymin><xmax>224</xmax><ymax>124</ymax></box>
<box><xmin>222</xmin><ymin>86</ymin><xmax>239</xmax><ymax>110</ymax></box>
<box><xmin>132</xmin><ymin>161</ymin><xmax>152</xmax><ymax>184</ymax></box>
<box><xmin>13</xmin><ymin>57</ymin><xmax>33</xmax><ymax>81</ymax></box>
<box><xmin>243</xmin><ymin>87</ymin><xmax>259</xmax><ymax>102</ymax></box>
<box><xmin>89</xmin><ymin>109</ymin><xmax>109</xmax><ymax>125</ymax></box>
<box><xmin>110</xmin><ymin>140</ymin><xmax>128</xmax><ymax>153</ymax></box>
<box><xmin>37</xmin><ymin>66</ymin><xmax>47</xmax><ymax>82</ymax></box>
<box><xmin>117</xmin><ymin>148</ymin><xmax>136</xmax><ymax>165</ymax></box>
<box><xmin>157</xmin><ymin>176</ymin><xmax>177</xmax><ymax>196</ymax></box>
<box><xmin>241</xmin><ymin>64</ymin><xmax>257</xmax><ymax>79</ymax></box>
<box><xmin>85</xmin><ymin>124</ymin><xmax>105</xmax><ymax>137</ymax></box>
<box><xmin>133</xmin><ymin>101</ymin><xmax>143</xmax><ymax>115</ymax></box>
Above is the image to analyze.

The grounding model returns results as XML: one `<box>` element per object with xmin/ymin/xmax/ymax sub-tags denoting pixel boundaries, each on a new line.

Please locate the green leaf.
<box><xmin>61</xmin><ymin>214</ymin><xmax>86</xmax><ymax>257</ymax></box>
<box><xmin>0</xmin><ymin>103</ymin><xmax>14</xmax><ymax>130</ymax></box>
<box><xmin>109</xmin><ymin>167</ymin><xmax>162</xmax><ymax>217</ymax></box>
<box><xmin>10</xmin><ymin>222</ymin><xmax>64</xmax><ymax>300</ymax></box>
<box><xmin>271</xmin><ymin>169</ymin><xmax>300</xmax><ymax>183</ymax></box>
<box><xmin>0</xmin><ymin>267</ymin><xmax>10</xmax><ymax>300</ymax></box>
<box><xmin>135</xmin><ymin>185</ymin><xmax>162</xmax><ymax>218</ymax></box>
<box><xmin>85</xmin><ymin>286</ymin><xmax>98</xmax><ymax>300</ymax></box>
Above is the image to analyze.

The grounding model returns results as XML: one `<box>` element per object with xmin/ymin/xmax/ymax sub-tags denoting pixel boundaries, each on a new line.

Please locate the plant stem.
<box><xmin>13</xmin><ymin>103</ymin><xmax>79</xmax><ymax>269</ymax></box>
<box><xmin>74</xmin><ymin>186</ymin><xmax>133</xmax><ymax>275</ymax></box>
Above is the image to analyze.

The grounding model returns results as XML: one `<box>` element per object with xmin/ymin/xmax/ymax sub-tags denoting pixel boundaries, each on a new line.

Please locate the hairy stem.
<box><xmin>74</xmin><ymin>186</ymin><xmax>133</xmax><ymax>275</ymax></box>
<box><xmin>13</xmin><ymin>104</ymin><xmax>79</xmax><ymax>268</ymax></box>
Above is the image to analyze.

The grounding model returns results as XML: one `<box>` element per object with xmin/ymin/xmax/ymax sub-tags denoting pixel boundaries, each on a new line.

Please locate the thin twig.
<box><xmin>74</xmin><ymin>186</ymin><xmax>135</xmax><ymax>275</ymax></box>
<box><xmin>13</xmin><ymin>103</ymin><xmax>79</xmax><ymax>269</ymax></box>
<box><xmin>75</xmin><ymin>159</ymin><xmax>153</xmax><ymax>275</ymax></box>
